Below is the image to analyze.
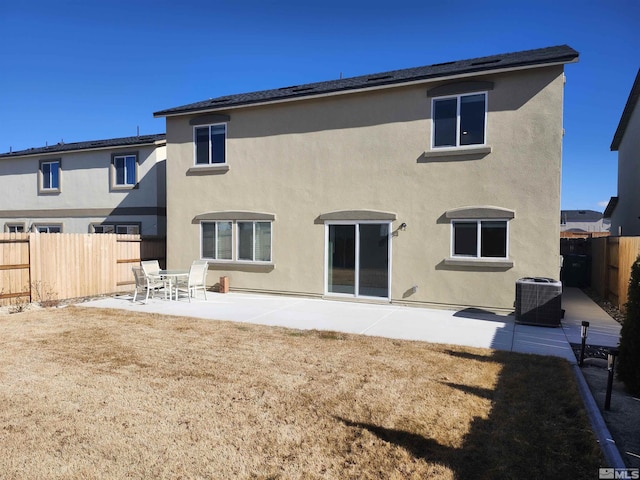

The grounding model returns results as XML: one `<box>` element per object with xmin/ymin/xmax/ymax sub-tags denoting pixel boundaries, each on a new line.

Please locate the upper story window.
<box><xmin>39</xmin><ymin>160</ymin><xmax>60</xmax><ymax>193</ymax></box>
<box><xmin>452</xmin><ymin>220</ymin><xmax>508</xmax><ymax>259</ymax></box>
<box><xmin>113</xmin><ymin>154</ymin><xmax>137</xmax><ymax>188</ymax></box>
<box><xmin>195</xmin><ymin>124</ymin><xmax>226</xmax><ymax>165</ymax></box>
<box><xmin>432</xmin><ymin>92</ymin><xmax>487</xmax><ymax>148</ymax></box>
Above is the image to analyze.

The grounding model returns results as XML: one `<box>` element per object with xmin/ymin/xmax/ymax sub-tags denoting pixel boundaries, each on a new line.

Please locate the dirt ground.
<box><xmin>580</xmin><ymin>358</ymin><xmax>640</xmax><ymax>469</ymax></box>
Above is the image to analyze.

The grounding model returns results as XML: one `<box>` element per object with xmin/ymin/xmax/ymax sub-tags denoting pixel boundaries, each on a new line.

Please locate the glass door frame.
<box><xmin>323</xmin><ymin>221</ymin><xmax>392</xmax><ymax>301</ymax></box>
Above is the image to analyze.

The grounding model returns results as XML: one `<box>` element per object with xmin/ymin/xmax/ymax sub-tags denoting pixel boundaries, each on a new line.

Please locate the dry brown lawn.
<box><xmin>0</xmin><ymin>306</ymin><xmax>601</xmax><ymax>479</ymax></box>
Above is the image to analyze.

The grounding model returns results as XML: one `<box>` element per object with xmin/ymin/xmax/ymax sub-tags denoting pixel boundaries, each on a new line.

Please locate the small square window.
<box><xmin>433</xmin><ymin>93</ymin><xmax>486</xmax><ymax>148</ymax></box>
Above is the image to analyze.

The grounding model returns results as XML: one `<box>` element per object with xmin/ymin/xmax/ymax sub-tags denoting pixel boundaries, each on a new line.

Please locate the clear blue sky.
<box><xmin>1</xmin><ymin>0</ymin><xmax>638</xmax><ymax>211</ymax></box>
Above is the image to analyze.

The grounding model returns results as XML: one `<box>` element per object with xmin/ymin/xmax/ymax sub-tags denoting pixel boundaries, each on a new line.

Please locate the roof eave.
<box><xmin>603</xmin><ymin>197</ymin><xmax>618</xmax><ymax>219</ymax></box>
<box><xmin>154</xmin><ymin>57</ymin><xmax>577</xmax><ymax>119</ymax></box>
<box><xmin>0</xmin><ymin>138</ymin><xmax>167</xmax><ymax>160</ymax></box>
<box><xmin>611</xmin><ymin>69</ymin><xmax>640</xmax><ymax>151</ymax></box>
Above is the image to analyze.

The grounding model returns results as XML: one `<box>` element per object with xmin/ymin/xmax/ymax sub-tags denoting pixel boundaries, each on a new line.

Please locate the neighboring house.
<box><xmin>560</xmin><ymin>210</ymin><xmax>610</xmax><ymax>233</ymax></box>
<box><xmin>154</xmin><ymin>45</ymin><xmax>578</xmax><ymax>313</ymax></box>
<box><xmin>606</xmin><ymin>69</ymin><xmax>640</xmax><ymax>236</ymax></box>
<box><xmin>0</xmin><ymin>134</ymin><xmax>166</xmax><ymax>235</ymax></box>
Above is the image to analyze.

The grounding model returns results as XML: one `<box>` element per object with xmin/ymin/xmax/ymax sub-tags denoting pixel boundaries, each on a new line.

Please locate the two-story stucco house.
<box><xmin>154</xmin><ymin>45</ymin><xmax>578</xmax><ymax>313</ymax></box>
<box><xmin>605</xmin><ymin>69</ymin><xmax>640</xmax><ymax>236</ymax></box>
<box><xmin>0</xmin><ymin>134</ymin><xmax>166</xmax><ymax>235</ymax></box>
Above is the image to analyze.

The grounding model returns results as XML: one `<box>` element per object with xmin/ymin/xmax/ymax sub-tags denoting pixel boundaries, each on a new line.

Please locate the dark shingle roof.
<box><xmin>561</xmin><ymin>210</ymin><xmax>603</xmax><ymax>222</ymax></box>
<box><xmin>154</xmin><ymin>45</ymin><xmax>578</xmax><ymax>117</ymax></box>
<box><xmin>611</xmin><ymin>69</ymin><xmax>640</xmax><ymax>151</ymax></box>
<box><xmin>0</xmin><ymin>133</ymin><xmax>166</xmax><ymax>159</ymax></box>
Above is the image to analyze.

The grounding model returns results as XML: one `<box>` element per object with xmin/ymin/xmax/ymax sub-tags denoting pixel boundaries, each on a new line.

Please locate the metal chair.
<box><xmin>141</xmin><ymin>260</ymin><xmax>161</xmax><ymax>279</ymax></box>
<box><xmin>176</xmin><ymin>262</ymin><xmax>208</xmax><ymax>302</ymax></box>
<box><xmin>132</xmin><ymin>266</ymin><xmax>165</xmax><ymax>303</ymax></box>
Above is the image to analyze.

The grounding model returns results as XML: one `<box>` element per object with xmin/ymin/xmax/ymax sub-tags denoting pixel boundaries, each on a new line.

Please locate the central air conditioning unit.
<box><xmin>515</xmin><ymin>277</ymin><xmax>563</xmax><ymax>327</ymax></box>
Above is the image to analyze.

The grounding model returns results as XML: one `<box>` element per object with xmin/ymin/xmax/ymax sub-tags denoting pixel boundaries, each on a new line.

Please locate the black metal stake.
<box><xmin>605</xmin><ymin>347</ymin><xmax>619</xmax><ymax>411</ymax></box>
<box><xmin>579</xmin><ymin>321</ymin><xmax>589</xmax><ymax>367</ymax></box>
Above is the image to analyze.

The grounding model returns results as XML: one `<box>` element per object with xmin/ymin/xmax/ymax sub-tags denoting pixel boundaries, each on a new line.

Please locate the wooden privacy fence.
<box><xmin>0</xmin><ymin>233</ymin><xmax>166</xmax><ymax>306</ymax></box>
<box><xmin>591</xmin><ymin>236</ymin><xmax>640</xmax><ymax>310</ymax></box>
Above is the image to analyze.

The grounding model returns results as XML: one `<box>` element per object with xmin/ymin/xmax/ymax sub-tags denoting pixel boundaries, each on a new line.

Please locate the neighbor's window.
<box><xmin>116</xmin><ymin>224</ymin><xmax>140</xmax><ymax>234</ymax></box>
<box><xmin>92</xmin><ymin>224</ymin><xmax>140</xmax><ymax>234</ymax></box>
<box><xmin>195</xmin><ymin>124</ymin><xmax>226</xmax><ymax>165</ymax></box>
<box><xmin>201</xmin><ymin>220</ymin><xmax>271</xmax><ymax>262</ymax></box>
<box><xmin>452</xmin><ymin>220</ymin><xmax>508</xmax><ymax>258</ymax></box>
<box><xmin>6</xmin><ymin>224</ymin><xmax>25</xmax><ymax>233</ymax></box>
<box><xmin>113</xmin><ymin>154</ymin><xmax>137</xmax><ymax>187</ymax></box>
<box><xmin>93</xmin><ymin>224</ymin><xmax>116</xmax><ymax>234</ymax></box>
<box><xmin>40</xmin><ymin>160</ymin><xmax>60</xmax><ymax>191</ymax></box>
<box><xmin>34</xmin><ymin>224</ymin><xmax>62</xmax><ymax>233</ymax></box>
<box><xmin>433</xmin><ymin>92</ymin><xmax>486</xmax><ymax>148</ymax></box>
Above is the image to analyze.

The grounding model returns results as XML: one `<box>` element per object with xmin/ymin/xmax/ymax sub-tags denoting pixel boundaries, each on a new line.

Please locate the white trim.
<box><xmin>156</xmin><ymin>60</ymin><xmax>576</xmax><ymax>118</ymax></box>
<box><xmin>431</xmin><ymin>91</ymin><xmax>488</xmax><ymax>149</ymax></box>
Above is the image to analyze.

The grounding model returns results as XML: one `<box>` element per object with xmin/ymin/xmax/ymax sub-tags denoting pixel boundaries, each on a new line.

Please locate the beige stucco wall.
<box><xmin>165</xmin><ymin>66</ymin><xmax>566</xmax><ymax>312</ymax></box>
<box><xmin>0</xmin><ymin>143</ymin><xmax>166</xmax><ymax>235</ymax></box>
<box><xmin>611</xmin><ymin>99</ymin><xmax>640</xmax><ymax>236</ymax></box>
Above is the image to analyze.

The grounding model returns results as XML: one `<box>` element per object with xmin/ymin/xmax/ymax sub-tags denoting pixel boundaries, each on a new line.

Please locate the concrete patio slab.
<box><xmin>78</xmin><ymin>286</ymin><xmax>620</xmax><ymax>365</ymax></box>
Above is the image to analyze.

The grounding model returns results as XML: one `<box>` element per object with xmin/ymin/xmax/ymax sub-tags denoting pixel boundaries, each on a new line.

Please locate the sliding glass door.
<box><xmin>326</xmin><ymin>223</ymin><xmax>390</xmax><ymax>299</ymax></box>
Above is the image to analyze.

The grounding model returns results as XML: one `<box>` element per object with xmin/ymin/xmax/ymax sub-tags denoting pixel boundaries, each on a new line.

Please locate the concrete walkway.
<box><xmin>80</xmin><ymin>286</ymin><xmax>620</xmax><ymax>363</ymax></box>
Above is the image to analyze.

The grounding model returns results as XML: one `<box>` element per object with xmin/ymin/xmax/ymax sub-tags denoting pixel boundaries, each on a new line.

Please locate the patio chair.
<box><xmin>176</xmin><ymin>262</ymin><xmax>208</xmax><ymax>302</ymax></box>
<box><xmin>141</xmin><ymin>260</ymin><xmax>161</xmax><ymax>279</ymax></box>
<box><xmin>132</xmin><ymin>266</ymin><xmax>166</xmax><ymax>303</ymax></box>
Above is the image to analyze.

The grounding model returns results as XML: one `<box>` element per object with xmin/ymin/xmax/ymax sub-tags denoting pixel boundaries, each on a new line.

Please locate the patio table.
<box><xmin>159</xmin><ymin>270</ymin><xmax>189</xmax><ymax>301</ymax></box>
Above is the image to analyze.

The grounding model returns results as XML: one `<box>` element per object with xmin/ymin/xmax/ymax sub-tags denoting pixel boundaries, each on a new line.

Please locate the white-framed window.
<box><xmin>112</xmin><ymin>154</ymin><xmax>137</xmax><ymax>187</ymax></box>
<box><xmin>432</xmin><ymin>92</ymin><xmax>487</xmax><ymax>148</ymax></box>
<box><xmin>201</xmin><ymin>220</ymin><xmax>271</xmax><ymax>263</ymax></box>
<box><xmin>39</xmin><ymin>159</ymin><xmax>60</xmax><ymax>192</ymax></box>
<box><xmin>5</xmin><ymin>223</ymin><xmax>25</xmax><ymax>233</ymax></box>
<box><xmin>451</xmin><ymin>219</ymin><xmax>508</xmax><ymax>259</ymax></box>
<box><xmin>34</xmin><ymin>224</ymin><xmax>62</xmax><ymax>233</ymax></box>
<box><xmin>238</xmin><ymin>221</ymin><xmax>272</xmax><ymax>262</ymax></box>
<box><xmin>201</xmin><ymin>221</ymin><xmax>233</xmax><ymax>260</ymax></box>
<box><xmin>91</xmin><ymin>223</ymin><xmax>140</xmax><ymax>234</ymax></box>
<box><xmin>194</xmin><ymin>124</ymin><xmax>226</xmax><ymax>165</ymax></box>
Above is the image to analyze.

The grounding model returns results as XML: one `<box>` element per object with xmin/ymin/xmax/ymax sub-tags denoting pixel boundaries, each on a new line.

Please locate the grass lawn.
<box><xmin>0</xmin><ymin>306</ymin><xmax>601</xmax><ymax>479</ymax></box>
